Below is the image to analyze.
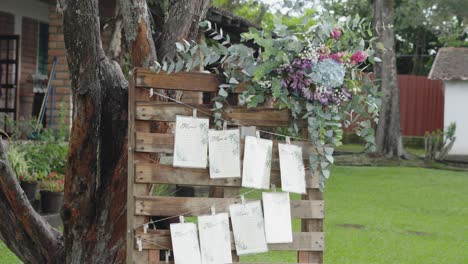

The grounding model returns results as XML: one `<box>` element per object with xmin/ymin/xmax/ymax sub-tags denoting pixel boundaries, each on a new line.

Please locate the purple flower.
<box><xmin>351</xmin><ymin>51</ymin><xmax>368</xmax><ymax>64</ymax></box>
<box><xmin>331</xmin><ymin>28</ymin><xmax>342</xmax><ymax>40</ymax></box>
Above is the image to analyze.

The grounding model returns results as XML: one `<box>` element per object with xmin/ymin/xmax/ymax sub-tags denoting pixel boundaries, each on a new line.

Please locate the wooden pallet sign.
<box><xmin>127</xmin><ymin>68</ymin><xmax>325</xmax><ymax>264</ymax></box>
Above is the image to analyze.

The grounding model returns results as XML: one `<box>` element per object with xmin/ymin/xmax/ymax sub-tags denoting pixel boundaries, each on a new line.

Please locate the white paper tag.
<box><xmin>208</xmin><ymin>129</ymin><xmax>241</xmax><ymax>178</ymax></box>
<box><xmin>241</xmin><ymin>136</ymin><xmax>273</xmax><ymax>189</ymax></box>
<box><xmin>173</xmin><ymin>116</ymin><xmax>209</xmax><ymax>168</ymax></box>
<box><xmin>170</xmin><ymin>223</ymin><xmax>202</xmax><ymax>264</ymax></box>
<box><xmin>262</xmin><ymin>192</ymin><xmax>293</xmax><ymax>243</ymax></box>
<box><xmin>229</xmin><ymin>201</ymin><xmax>268</xmax><ymax>255</ymax></box>
<box><xmin>278</xmin><ymin>143</ymin><xmax>306</xmax><ymax>194</ymax></box>
<box><xmin>198</xmin><ymin>213</ymin><xmax>232</xmax><ymax>264</ymax></box>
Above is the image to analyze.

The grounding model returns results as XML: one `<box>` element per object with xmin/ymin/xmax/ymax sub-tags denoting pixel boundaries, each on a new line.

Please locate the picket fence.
<box><xmin>127</xmin><ymin>68</ymin><xmax>324</xmax><ymax>264</ymax></box>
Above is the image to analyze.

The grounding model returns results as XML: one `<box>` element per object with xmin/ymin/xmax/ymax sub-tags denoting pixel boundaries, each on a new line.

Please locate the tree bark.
<box><xmin>373</xmin><ymin>0</ymin><xmax>407</xmax><ymax>158</ymax></box>
<box><xmin>0</xmin><ymin>142</ymin><xmax>64</xmax><ymax>263</ymax></box>
<box><xmin>120</xmin><ymin>0</ymin><xmax>157</xmax><ymax>67</ymax></box>
<box><xmin>0</xmin><ymin>0</ymin><xmax>210</xmax><ymax>262</ymax></box>
<box><xmin>155</xmin><ymin>0</ymin><xmax>211</xmax><ymax>59</ymax></box>
<box><xmin>61</xmin><ymin>0</ymin><xmax>129</xmax><ymax>262</ymax></box>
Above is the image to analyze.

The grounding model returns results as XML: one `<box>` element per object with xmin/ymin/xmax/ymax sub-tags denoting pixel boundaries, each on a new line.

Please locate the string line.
<box><xmin>133</xmin><ymin>177</ymin><xmax>283</xmax><ymax>230</ymax></box>
<box><xmin>144</xmin><ymin>88</ymin><xmax>312</xmax><ymax>142</ymax></box>
<box><xmin>132</xmin><ymin>88</ymin><xmax>308</xmax><ymax>230</ymax></box>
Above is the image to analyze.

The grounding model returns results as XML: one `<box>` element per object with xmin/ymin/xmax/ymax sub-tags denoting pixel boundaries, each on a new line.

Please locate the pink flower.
<box><xmin>319</xmin><ymin>54</ymin><xmax>330</xmax><ymax>61</ymax></box>
<box><xmin>351</xmin><ymin>51</ymin><xmax>368</xmax><ymax>64</ymax></box>
<box><xmin>331</xmin><ymin>28</ymin><xmax>342</xmax><ymax>40</ymax></box>
<box><xmin>330</xmin><ymin>52</ymin><xmax>347</xmax><ymax>64</ymax></box>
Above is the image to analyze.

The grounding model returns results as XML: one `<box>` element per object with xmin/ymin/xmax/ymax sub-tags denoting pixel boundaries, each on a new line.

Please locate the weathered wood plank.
<box><xmin>134</xmin><ymin>68</ymin><xmax>242</xmax><ymax>92</ymax></box>
<box><xmin>136</xmin><ymin>230</ymin><xmax>324</xmax><ymax>251</ymax></box>
<box><xmin>298</xmin><ymin>188</ymin><xmax>324</xmax><ymax>263</ymax></box>
<box><xmin>134</xmin><ymin>163</ymin><xmax>319</xmax><ymax>189</ymax></box>
<box><xmin>127</xmin><ymin>70</ymin><xmax>137</xmax><ymax>264</ymax></box>
<box><xmin>134</xmin><ymin>132</ymin><xmax>317</xmax><ymax>157</ymax></box>
<box><xmin>135</xmin><ymin>196</ymin><xmax>324</xmax><ymax>219</ymax></box>
<box><xmin>135</xmin><ymin>102</ymin><xmax>295</xmax><ymax>127</ymax></box>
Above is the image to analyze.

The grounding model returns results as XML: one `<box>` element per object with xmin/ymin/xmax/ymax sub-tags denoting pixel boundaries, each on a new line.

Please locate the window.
<box><xmin>37</xmin><ymin>22</ymin><xmax>48</xmax><ymax>75</ymax></box>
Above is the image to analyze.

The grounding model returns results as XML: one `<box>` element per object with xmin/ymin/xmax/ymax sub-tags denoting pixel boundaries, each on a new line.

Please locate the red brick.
<box><xmin>49</xmin><ymin>18</ymin><xmax>62</xmax><ymax>27</ymax></box>
<box><xmin>48</xmin><ymin>49</ymin><xmax>67</xmax><ymax>56</ymax></box>
<box><xmin>55</xmin><ymin>87</ymin><xmax>71</xmax><ymax>95</ymax></box>
<box><xmin>55</xmin><ymin>72</ymin><xmax>70</xmax><ymax>80</ymax></box>
<box><xmin>52</xmin><ymin>79</ymin><xmax>64</xmax><ymax>86</ymax></box>
<box><xmin>49</xmin><ymin>34</ymin><xmax>64</xmax><ymax>42</ymax></box>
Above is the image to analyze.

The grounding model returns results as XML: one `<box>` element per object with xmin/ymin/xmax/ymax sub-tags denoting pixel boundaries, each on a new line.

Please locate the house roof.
<box><xmin>428</xmin><ymin>47</ymin><xmax>468</xmax><ymax>81</ymax></box>
<box><xmin>206</xmin><ymin>6</ymin><xmax>261</xmax><ymax>33</ymax></box>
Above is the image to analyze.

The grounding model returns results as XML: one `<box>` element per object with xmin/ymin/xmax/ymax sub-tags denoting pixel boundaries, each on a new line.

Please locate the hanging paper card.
<box><xmin>278</xmin><ymin>143</ymin><xmax>306</xmax><ymax>194</ymax></box>
<box><xmin>242</xmin><ymin>136</ymin><xmax>273</xmax><ymax>189</ymax></box>
<box><xmin>208</xmin><ymin>129</ymin><xmax>241</xmax><ymax>178</ymax></box>
<box><xmin>262</xmin><ymin>192</ymin><xmax>293</xmax><ymax>243</ymax></box>
<box><xmin>229</xmin><ymin>201</ymin><xmax>268</xmax><ymax>255</ymax></box>
<box><xmin>173</xmin><ymin>116</ymin><xmax>209</xmax><ymax>168</ymax></box>
<box><xmin>198</xmin><ymin>213</ymin><xmax>232</xmax><ymax>264</ymax></box>
<box><xmin>170</xmin><ymin>223</ymin><xmax>202</xmax><ymax>264</ymax></box>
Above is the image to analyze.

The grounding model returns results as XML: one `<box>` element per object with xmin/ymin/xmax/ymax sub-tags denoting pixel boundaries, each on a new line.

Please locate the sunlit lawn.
<box><xmin>243</xmin><ymin>166</ymin><xmax>468</xmax><ymax>263</ymax></box>
<box><xmin>1</xmin><ymin>166</ymin><xmax>467</xmax><ymax>264</ymax></box>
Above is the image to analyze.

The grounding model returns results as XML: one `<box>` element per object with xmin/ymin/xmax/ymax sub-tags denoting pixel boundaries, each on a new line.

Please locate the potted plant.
<box><xmin>7</xmin><ymin>144</ymin><xmax>38</xmax><ymax>201</ymax></box>
<box><xmin>40</xmin><ymin>173</ymin><xmax>64</xmax><ymax>214</ymax></box>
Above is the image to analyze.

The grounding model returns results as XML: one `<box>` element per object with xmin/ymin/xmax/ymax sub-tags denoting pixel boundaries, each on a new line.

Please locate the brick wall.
<box><xmin>0</xmin><ymin>11</ymin><xmax>14</xmax><ymax>35</ymax></box>
<box><xmin>0</xmin><ymin>10</ymin><xmax>15</xmax><ymax>101</ymax></box>
<box><xmin>18</xmin><ymin>16</ymin><xmax>38</xmax><ymax>119</ymax></box>
<box><xmin>47</xmin><ymin>5</ymin><xmax>72</xmax><ymax>128</ymax></box>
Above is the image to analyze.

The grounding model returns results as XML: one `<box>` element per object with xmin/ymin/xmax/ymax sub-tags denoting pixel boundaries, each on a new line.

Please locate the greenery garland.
<box><xmin>151</xmin><ymin>15</ymin><xmax>381</xmax><ymax>190</ymax></box>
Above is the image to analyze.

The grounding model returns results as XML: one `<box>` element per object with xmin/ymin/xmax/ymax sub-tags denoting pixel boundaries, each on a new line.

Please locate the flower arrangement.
<box><xmin>153</xmin><ymin>15</ymin><xmax>381</xmax><ymax>189</ymax></box>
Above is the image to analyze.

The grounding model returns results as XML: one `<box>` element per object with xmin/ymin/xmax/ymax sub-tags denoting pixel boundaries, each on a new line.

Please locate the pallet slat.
<box><xmin>134</xmin><ymin>163</ymin><xmax>319</xmax><ymax>189</ymax></box>
<box><xmin>135</xmin><ymin>196</ymin><xmax>324</xmax><ymax>219</ymax></box>
<box><xmin>128</xmin><ymin>69</ymin><xmax>324</xmax><ymax>264</ymax></box>
<box><xmin>134</xmin><ymin>68</ymin><xmax>238</xmax><ymax>92</ymax></box>
<box><xmin>136</xmin><ymin>231</ymin><xmax>324</xmax><ymax>251</ymax></box>
<box><xmin>135</xmin><ymin>102</ymin><xmax>295</xmax><ymax>127</ymax></box>
<box><xmin>134</xmin><ymin>132</ymin><xmax>317</xmax><ymax>157</ymax></box>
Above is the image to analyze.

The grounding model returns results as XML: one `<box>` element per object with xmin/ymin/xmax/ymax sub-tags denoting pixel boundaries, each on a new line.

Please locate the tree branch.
<box><xmin>0</xmin><ymin>141</ymin><xmax>64</xmax><ymax>264</ymax></box>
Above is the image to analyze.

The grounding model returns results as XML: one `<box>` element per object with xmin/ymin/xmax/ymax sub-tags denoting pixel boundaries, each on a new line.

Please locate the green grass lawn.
<box><xmin>244</xmin><ymin>166</ymin><xmax>468</xmax><ymax>263</ymax></box>
<box><xmin>1</xmin><ymin>166</ymin><xmax>467</xmax><ymax>263</ymax></box>
<box><xmin>336</xmin><ymin>143</ymin><xmax>426</xmax><ymax>157</ymax></box>
<box><xmin>0</xmin><ymin>240</ymin><xmax>20</xmax><ymax>264</ymax></box>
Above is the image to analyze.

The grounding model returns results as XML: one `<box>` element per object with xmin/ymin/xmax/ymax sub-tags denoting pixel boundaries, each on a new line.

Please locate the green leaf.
<box><xmin>322</xmin><ymin>169</ymin><xmax>330</xmax><ymax>179</ymax></box>
<box><xmin>175</xmin><ymin>42</ymin><xmax>184</xmax><ymax>52</ymax></box>
<box><xmin>229</xmin><ymin>77</ymin><xmax>239</xmax><ymax>84</ymax></box>
<box><xmin>376</xmin><ymin>42</ymin><xmax>385</xmax><ymax>50</ymax></box>
<box><xmin>214</xmin><ymin>101</ymin><xmax>223</xmax><ymax>109</ymax></box>
<box><xmin>219</xmin><ymin>88</ymin><xmax>228</xmax><ymax>97</ymax></box>
<box><xmin>324</xmin><ymin>147</ymin><xmax>334</xmax><ymax>156</ymax></box>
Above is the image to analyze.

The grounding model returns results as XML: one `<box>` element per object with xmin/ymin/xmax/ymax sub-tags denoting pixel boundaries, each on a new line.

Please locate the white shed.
<box><xmin>429</xmin><ymin>47</ymin><xmax>468</xmax><ymax>161</ymax></box>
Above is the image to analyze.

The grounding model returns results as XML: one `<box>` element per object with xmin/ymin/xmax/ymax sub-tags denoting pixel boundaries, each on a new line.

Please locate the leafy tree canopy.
<box><xmin>321</xmin><ymin>0</ymin><xmax>468</xmax><ymax>74</ymax></box>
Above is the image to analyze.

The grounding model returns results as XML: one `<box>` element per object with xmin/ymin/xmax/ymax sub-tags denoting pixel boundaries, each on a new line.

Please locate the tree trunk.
<box><xmin>61</xmin><ymin>0</ymin><xmax>129</xmax><ymax>262</ymax></box>
<box><xmin>0</xmin><ymin>142</ymin><xmax>64</xmax><ymax>263</ymax></box>
<box><xmin>155</xmin><ymin>0</ymin><xmax>211</xmax><ymax>59</ymax></box>
<box><xmin>120</xmin><ymin>0</ymin><xmax>157</xmax><ymax>67</ymax></box>
<box><xmin>373</xmin><ymin>0</ymin><xmax>407</xmax><ymax>158</ymax></box>
<box><xmin>1</xmin><ymin>0</ymin><xmax>210</xmax><ymax>263</ymax></box>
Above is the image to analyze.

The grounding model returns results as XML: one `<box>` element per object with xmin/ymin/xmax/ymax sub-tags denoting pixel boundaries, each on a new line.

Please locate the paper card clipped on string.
<box><xmin>229</xmin><ymin>201</ymin><xmax>268</xmax><ymax>255</ymax></box>
<box><xmin>170</xmin><ymin>222</ymin><xmax>202</xmax><ymax>264</ymax></box>
<box><xmin>278</xmin><ymin>143</ymin><xmax>306</xmax><ymax>194</ymax></box>
<box><xmin>208</xmin><ymin>129</ymin><xmax>241</xmax><ymax>178</ymax></box>
<box><xmin>242</xmin><ymin>136</ymin><xmax>273</xmax><ymax>189</ymax></box>
<box><xmin>262</xmin><ymin>192</ymin><xmax>293</xmax><ymax>243</ymax></box>
<box><xmin>173</xmin><ymin>115</ymin><xmax>209</xmax><ymax>168</ymax></box>
<box><xmin>198</xmin><ymin>213</ymin><xmax>232</xmax><ymax>264</ymax></box>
